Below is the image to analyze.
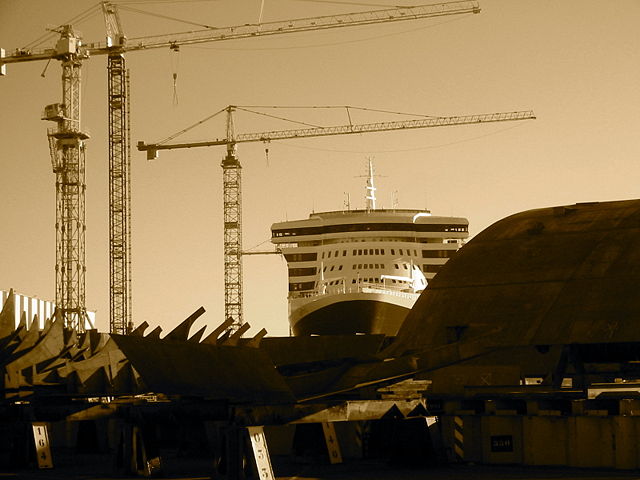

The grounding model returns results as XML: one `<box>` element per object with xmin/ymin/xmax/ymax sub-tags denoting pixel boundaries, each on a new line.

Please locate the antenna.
<box><xmin>344</xmin><ymin>192</ymin><xmax>351</xmax><ymax>211</ymax></box>
<box><xmin>365</xmin><ymin>158</ymin><xmax>376</xmax><ymax>212</ymax></box>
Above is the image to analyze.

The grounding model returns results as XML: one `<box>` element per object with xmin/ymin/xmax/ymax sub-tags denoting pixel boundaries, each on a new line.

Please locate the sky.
<box><xmin>1</xmin><ymin>0</ymin><xmax>639</xmax><ymax>337</ymax></box>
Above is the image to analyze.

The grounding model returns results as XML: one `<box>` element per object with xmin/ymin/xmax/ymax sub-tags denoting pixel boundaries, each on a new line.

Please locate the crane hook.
<box><xmin>263</xmin><ymin>140</ymin><xmax>270</xmax><ymax>166</ymax></box>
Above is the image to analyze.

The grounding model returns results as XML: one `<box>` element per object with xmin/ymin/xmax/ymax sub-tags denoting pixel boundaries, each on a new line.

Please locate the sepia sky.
<box><xmin>1</xmin><ymin>0</ymin><xmax>639</xmax><ymax>337</ymax></box>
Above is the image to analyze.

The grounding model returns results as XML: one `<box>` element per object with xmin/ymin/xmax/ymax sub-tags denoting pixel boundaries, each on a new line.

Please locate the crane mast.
<box><xmin>42</xmin><ymin>26</ymin><xmax>91</xmax><ymax>332</ymax></box>
<box><xmin>138</xmin><ymin>107</ymin><xmax>535</xmax><ymax>332</ymax></box>
<box><xmin>222</xmin><ymin>107</ymin><xmax>243</xmax><ymax>329</ymax></box>
<box><xmin>103</xmin><ymin>2</ymin><xmax>133</xmax><ymax>335</ymax></box>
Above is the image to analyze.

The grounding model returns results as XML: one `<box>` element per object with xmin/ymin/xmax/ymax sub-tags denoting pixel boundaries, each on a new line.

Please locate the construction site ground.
<box><xmin>3</xmin><ymin>457</ymin><xmax>640</xmax><ymax>480</ymax></box>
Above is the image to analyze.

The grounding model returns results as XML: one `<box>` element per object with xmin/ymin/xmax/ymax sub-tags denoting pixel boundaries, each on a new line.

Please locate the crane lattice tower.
<box><xmin>43</xmin><ymin>25</ymin><xmax>91</xmax><ymax>332</ymax></box>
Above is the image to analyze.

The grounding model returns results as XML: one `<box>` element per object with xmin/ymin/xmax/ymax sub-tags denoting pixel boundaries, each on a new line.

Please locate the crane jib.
<box><xmin>1</xmin><ymin>1</ymin><xmax>479</xmax><ymax>67</ymax></box>
<box><xmin>137</xmin><ymin>110</ymin><xmax>535</xmax><ymax>154</ymax></box>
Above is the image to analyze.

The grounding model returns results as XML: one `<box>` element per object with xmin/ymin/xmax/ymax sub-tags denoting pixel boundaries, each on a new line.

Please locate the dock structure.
<box><xmin>3</xmin><ymin>199</ymin><xmax>640</xmax><ymax>476</ymax></box>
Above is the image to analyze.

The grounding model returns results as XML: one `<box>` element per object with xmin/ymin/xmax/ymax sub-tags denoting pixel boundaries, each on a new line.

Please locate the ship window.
<box><xmin>392</xmin><ymin>279</ymin><xmax>396</xmax><ymax>283</ymax></box>
<box><xmin>343</xmin><ymin>250</ymin><xmax>347</xmax><ymax>256</ymax></box>
<box><xmin>288</xmin><ymin>267</ymin><xmax>317</xmax><ymax>277</ymax></box>
<box><xmin>368</xmin><ymin>249</ymin><xmax>372</xmax><ymax>255</ymax></box>
<box><xmin>404</xmin><ymin>265</ymin><xmax>408</xmax><ymax>270</ymax></box>
<box><xmin>394</xmin><ymin>264</ymin><xmax>399</xmax><ymax>269</ymax></box>
<box><xmin>352</xmin><ymin>279</ymin><xmax>356</xmax><ymax>283</ymax></box>
<box><xmin>289</xmin><ymin>281</ymin><xmax>315</xmax><ymax>292</ymax></box>
<box><xmin>284</xmin><ymin>252</ymin><xmax>317</xmax><ymax>262</ymax></box>
<box><xmin>414</xmin><ymin>250</ymin><xmax>418</xmax><ymax>256</ymax></box>
<box><xmin>381</xmin><ymin>264</ymin><xmax>385</xmax><ymax>269</ymax></box>
<box><xmin>422</xmin><ymin>249</ymin><xmax>456</xmax><ymax>258</ymax></box>
<box><xmin>375</xmin><ymin>249</ymin><xmax>379</xmax><ymax>255</ymax></box>
<box><xmin>391</xmin><ymin>249</ymin><xmax>395</xmax><ymax>255</ymax></box>
<box><xmin>381</xmin><ymin>249</ymin><xmax>385</xmax><ymax>255</ymax></box>
<box><xmin>330</xmin><ymin>266</ymin><xmax>335</xmax><ymax>271</ymax></box>
<box><xmin>352</xmin><ymin>265</ymin><xmax>356</xmax><ymax>270</ymax></box>
<box><xmin>352</xmin><ymin>249</ymin><xmax>357</xmax><ymax>255</ymax></box>
<box><xmin>358</xmin><ymin>264</ymin><xmax>362</xmax><ymax>269</ymax></box>
<box><xmin>358</xmin><ymin>249</ymin><xmax>362</xmax><ymax>255</ymax></box>
<box><xmin>369</xmin><ymin>264</ymin><xmax>373</xmax><ymax>269</ymax></box>
<box><xmin>323</xmin><ymin>266</ymin><xmax>327</xmax><ymax>272</ymax></box>
<box><xmin>423</xmin><ymin>264</ymin><xmax>441</xmax><ymax>273</ymax></box>
<box><xmin>339</xmin><ymin>265</ymin><xmax>343</xmax><ymax>271</ymax></box>
<box><xmin>335</xmin><ymin>250</ymin><xmax>339</xmax><ymax>256</ymax></box>
<box><xmin>363</xmin><ymin>250</ymin><xmax>368</xmax><ymax>255</ymax></box>
<box><xmin>374</xmin><ymin>264</ymin><xmax>379</xmax><ymax>269</ymax></box>
<box><xmin>399</xmin><ymin>249</ymin><xmax>403</xmax><ymax>255</ymax></box>
<box><xmin>328</xmin><ymin>251</ymin><xmax>331</xmax><ymax>258</ymax></box>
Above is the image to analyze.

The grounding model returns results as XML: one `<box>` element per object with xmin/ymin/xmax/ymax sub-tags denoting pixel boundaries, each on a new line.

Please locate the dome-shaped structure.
<box><xmin>388</xmin><ymin>199</ymin><xmax>640</xmax><ymax>374</ymax></box>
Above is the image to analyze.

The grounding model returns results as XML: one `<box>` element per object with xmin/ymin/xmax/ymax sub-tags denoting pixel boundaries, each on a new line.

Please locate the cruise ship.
<box><xmin>270</xmin><ymin>163</ymin><xmax>469</xmax><ymax>336</ymax></box>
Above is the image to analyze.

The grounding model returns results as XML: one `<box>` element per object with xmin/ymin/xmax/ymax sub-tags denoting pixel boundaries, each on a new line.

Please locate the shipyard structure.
<box><xmin>4</xmin><ymin>199</ymin><xmax>640</xmax><ymax>477</ymax></box>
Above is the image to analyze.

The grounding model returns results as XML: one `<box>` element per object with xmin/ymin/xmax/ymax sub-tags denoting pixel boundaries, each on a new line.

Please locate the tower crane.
<box><xmin>0</xmin><ymin>1</ymin><xmax>481</xmax><ymax>334</ymax></box>
<box><xmin>137</xmin><ymin>106</ymin><xmax>536</xmax><ymax>331</ymax></box>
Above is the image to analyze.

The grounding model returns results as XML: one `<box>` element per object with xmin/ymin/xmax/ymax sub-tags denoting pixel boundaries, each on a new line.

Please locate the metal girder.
<box><xmin>139</xmin><ymin>110</ymin><xmax>536</xmax><ymax>154</ymax></box>
<box><xmin>107</xmin><ymin>53</ymin><xmax>132</xmax><ymax>335</ymax></box>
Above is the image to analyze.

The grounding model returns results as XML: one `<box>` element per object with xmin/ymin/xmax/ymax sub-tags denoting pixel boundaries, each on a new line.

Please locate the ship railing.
<box><xmin>361</xmin><ymin>286</ymin><xmax>420</xmax><ymax>300</ymax></box>
<box><xmin>291</xmin><ymin>284</ymin><xmax>419</xmax><ymax>300</ymax></box>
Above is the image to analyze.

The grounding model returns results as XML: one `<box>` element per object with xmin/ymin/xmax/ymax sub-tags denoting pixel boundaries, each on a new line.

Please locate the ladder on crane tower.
<box><xmin>138</xmin><ymin>106</ymin><xmax>535</xmax><ymax>332</ymax></box>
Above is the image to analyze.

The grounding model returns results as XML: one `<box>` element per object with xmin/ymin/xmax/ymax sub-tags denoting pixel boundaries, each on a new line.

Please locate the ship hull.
<box><xmin>290</xmin><ymin>291</ymin><xmax>416</xmax><ymax>336</ymax></box>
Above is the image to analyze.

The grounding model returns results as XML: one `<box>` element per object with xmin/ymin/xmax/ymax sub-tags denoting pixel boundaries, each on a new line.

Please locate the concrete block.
<box><xmin>522</xmin><ymin>416</ymin><xmax>567</xmax><ymax>466</ymax></box>
<box><xmin>567</xmin><ymin>416</ymin><xmax>614</xmax><ymax>468</ymax></box>
<box><xmin>481</xmin><ymin>416</ymin><xmax>523</xmax><ymax>465</ymax></box>
<box><xmin>612</xmin><ymin>416</ymin><xmax>639</xmax><ymax>469</ymax></box>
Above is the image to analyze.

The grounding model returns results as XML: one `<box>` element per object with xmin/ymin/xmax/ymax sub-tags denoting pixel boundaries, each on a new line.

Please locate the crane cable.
<box><xmin>170</xmin><ymin>43</ymin><xmax>180</xmax><ymax>106</ymax></box>
<box><xmin>21</xmin><ymin>4</ymin><xmax>101</xmax><ymax>50</ymax></box>
<box><xmin>116</xmin><ymin>4</ymin><xmax>218</xmax><ymax>29</ymax></box>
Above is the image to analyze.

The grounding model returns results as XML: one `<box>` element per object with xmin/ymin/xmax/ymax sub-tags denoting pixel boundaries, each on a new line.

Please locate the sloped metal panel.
<box><xmin>390</xmin><ymin>199</ymin><xmax>640</xmax><ymax>356</ymax></box>
<box><xmin>110</xmin><ymin>335</ymin><xmax>295</xmax><ymax>403</ymax></box>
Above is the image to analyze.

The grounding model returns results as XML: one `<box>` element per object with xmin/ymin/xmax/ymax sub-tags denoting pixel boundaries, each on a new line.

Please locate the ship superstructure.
<box><xmin>270</xmin><ymin>163</ymin><xmax>469</xmax><ymax>336</ymax></box>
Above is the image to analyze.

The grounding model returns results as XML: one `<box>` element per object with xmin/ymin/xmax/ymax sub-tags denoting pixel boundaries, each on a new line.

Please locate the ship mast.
<box><xmin>365</xmin><ymin>159</ymin><xmax>377</xmax><ymax>212</ymax></box>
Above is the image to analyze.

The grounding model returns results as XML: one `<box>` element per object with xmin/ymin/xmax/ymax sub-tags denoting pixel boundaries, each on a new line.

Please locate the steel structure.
<box><xmin>138</xmin><ymin>107</ymin><xmax>535</xmax><ymax>331</ymax></box>
<box><xmin>1</xmin><ymin>0</ymin><xmax>481</xmax><ymax>334</ymax></box>
<box><xmin>41</xmin><ymin>26</ymin><xmax>91</xmax><ymax>332</ymax></box>
<box><xmin>106</xmin><ymin>55</ymin><xmax>132</xmax><ymax>334</ymax></box>
<box><xmin>222</xmin><ymin>109</ymin><xmax>243</xmax><ymax>329</ymax></box>
<box><xmin>103</xmin><ymin>3</ymin><xmax>133</xmax><ymax>335</ymax></box>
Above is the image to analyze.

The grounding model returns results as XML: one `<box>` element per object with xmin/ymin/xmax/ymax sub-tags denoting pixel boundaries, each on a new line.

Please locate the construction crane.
<box><xmin>103</xmin><ymin>2</ymin><xmax>133</xmax><ymax>335</ymax></box>
<box><xmin>0</xmin><ymin>1</ymin><xmax>482</xmax><ymax>334</ymax></box>
<box><xmin>137</xmin><ymin>106</ymin><xmax>536</xmax><ymax>331</ymax></box>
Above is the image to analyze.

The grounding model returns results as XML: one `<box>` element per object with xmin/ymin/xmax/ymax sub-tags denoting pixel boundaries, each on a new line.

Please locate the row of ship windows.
<box><xmin>288</xmin><ymin>268</ymin><xmax>441</xmax><ymax>291</ymax></box>
<box><xmin>285</xmin><ymin>249</ymin><xmax>456</xmax><ymax>263</ymax></box>
<box><xmin>273</xmin><ymin>223</ymin><xmax>469</xmax><ymax>237</ymax></box>
<box><xmin>324</xmin><ymin>278</ymin><xmax>409</xmax><ymax>286</ymax></box>
<box><xmin>291</xmin><ymin>263</ymin><xmax>417</xmax><ymax>276</ymax></box>
<box><xmin>289</xmin><ymin>238</ymin><xmax>462</xmax><ymax>248</ymax></box>
<box><xmin>322</xmin><ymin>248</ymin><xmax>421</xmax><ymax>259</ymax></box>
